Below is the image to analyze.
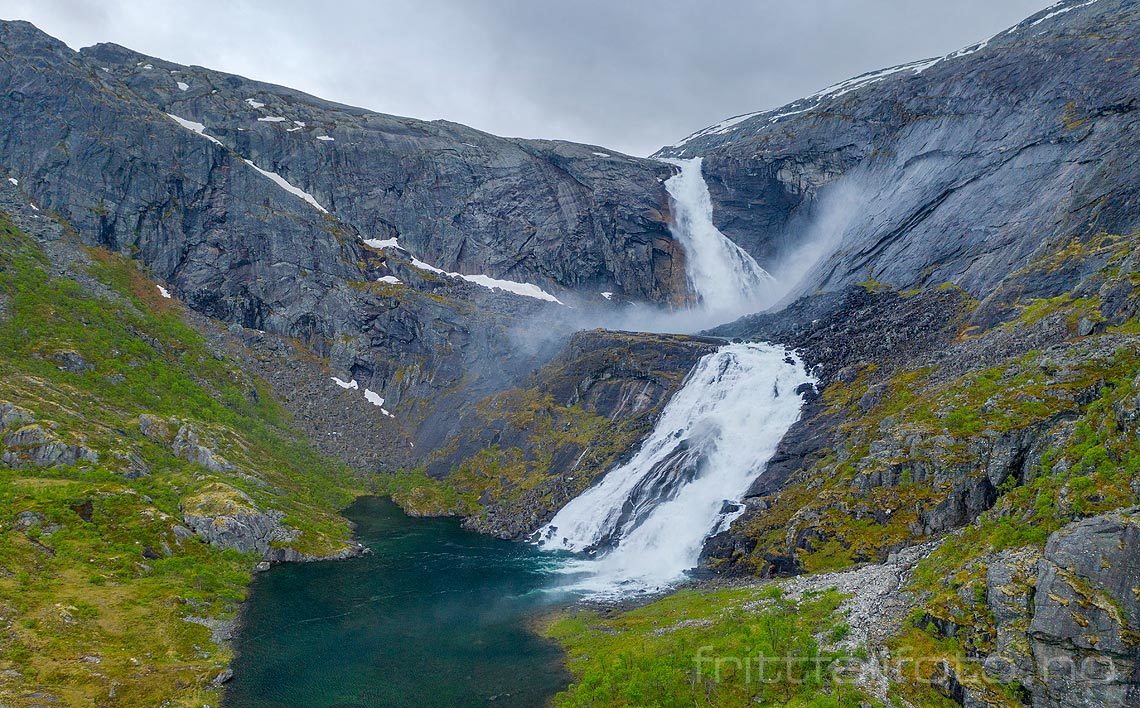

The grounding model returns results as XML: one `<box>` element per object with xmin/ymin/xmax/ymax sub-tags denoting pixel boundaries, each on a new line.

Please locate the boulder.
<box><xmin>171</xmin><ymin>424</ymin><xmax>233</xmax><ymax>472</ymax></box>
<box><xmin>1026</xmin><ymin>508</ymin><xmax>1140</xmax><ymax>707</ymax></box>
<box><xmin>180</xmin><ymin>483</ymin><xmax>299</xmax><ymax>558</ymax></box>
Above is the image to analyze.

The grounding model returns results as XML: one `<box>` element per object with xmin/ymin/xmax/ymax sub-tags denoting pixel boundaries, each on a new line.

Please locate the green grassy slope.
<box><xmin>0</xmin><ymin>215</ymin><xmax>363</xmax><ymax>706</ymax></box>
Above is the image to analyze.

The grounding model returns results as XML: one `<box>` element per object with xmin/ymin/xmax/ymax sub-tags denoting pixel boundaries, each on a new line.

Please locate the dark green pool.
<box><xmin>225</xmin><ymin>497</ymin><xmax>571</xmax><ymax>707</ymax></box>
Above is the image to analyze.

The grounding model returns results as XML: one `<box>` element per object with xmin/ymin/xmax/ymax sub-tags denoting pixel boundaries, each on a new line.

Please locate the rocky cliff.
<box><xmin>658</xmin><ymin>0</ymin><xmax>1140</xmax><ymax>304</ymax></box>
<box><xmin>81</xmin><ymin>39</ymin><xmax>685</xmax><ymax>305</ymax></box>
<box><xmin>386</xmin><ymin>329</ymin><xmax>721</xmax><ymax>538</ymax></box>
<box><xmin>0</xmin><ymin>18</ymin><xmax>688</xmax><ymax>473</ymax></box>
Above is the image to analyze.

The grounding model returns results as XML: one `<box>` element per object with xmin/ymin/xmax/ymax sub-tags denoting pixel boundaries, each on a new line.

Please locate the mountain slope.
<box><xmin>542</xmin><ymin>3</ymin><xmax>1140</xmax><ymax>705</ymax></box>
<box><xmin>0</xmin><ymin>181</ymin><xmax>364</xmax><ymax>705</ymax></box>
<box><xmin>78</xmin><ymin>38</ymin><xmax>684</xmax><ymax>305</ymax></box>
<box><xmin>658</xmin><ymin>0</ymin><xmax>1140</xmax><ymax>303</ymax></box>
<box><xmin>0</xmin><ymin>19</ymin><xmax>616</xmax><ymax>465</ymax></box>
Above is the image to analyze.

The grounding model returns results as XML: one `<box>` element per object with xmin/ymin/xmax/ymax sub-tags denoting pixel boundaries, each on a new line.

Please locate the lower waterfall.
<box><xmin>535</xmin><ymin>343</ymin><xmax>814</xmax><ymax>597</ymax></box>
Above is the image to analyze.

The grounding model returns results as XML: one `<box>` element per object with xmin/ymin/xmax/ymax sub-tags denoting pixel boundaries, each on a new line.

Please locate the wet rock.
<box><xmin>424</xmin><ymin>330</ymin><xmax>719</xmax><ymax>538</ymax></box>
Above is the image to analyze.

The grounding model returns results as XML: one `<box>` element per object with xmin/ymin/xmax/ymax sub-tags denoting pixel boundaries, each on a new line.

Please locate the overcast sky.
<box><xmin>8</xmin><ymin>0</ymin><xmax>1054</xmax><ymax>156</ymax></box>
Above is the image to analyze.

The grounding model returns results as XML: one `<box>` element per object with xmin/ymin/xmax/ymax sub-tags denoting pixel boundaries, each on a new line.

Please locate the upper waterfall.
<box><xmin>663</xmin><ymin>157</ymin><xmax>777</xmax><ymax>320</ymax></box>
<box><xmin>535</xmin><ymin>343</ymin><xmax>814</xmax><ymax>597</ymax></box>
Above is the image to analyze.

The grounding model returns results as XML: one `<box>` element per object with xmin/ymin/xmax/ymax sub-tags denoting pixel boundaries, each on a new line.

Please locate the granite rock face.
<box><xmin>78</xmin><ymin>38</ymin><xmax>684</xmax><ymax>305</ymax></box>
<box><xmin>0</xmin><ymin>402</ymin><xmax>99</xmax><ymax>469</ymax></box>
<box><xmin>657</xmin><ymin>0</ymin><xmax>1140</xmax><ymax>303</ymax></box>
<box><xmin>1025</xmin><ymin>509</ymin><xmax>1140</xmax><ymax>707</ymax></box>
<box><xmin>180</xmin><ymin>481</ymin><xmax>366</xmax><ymax>561</ymax></box>
<box><xmin>0</xmin><ymin>19</ymin><xmax>690</xmax><ymax>466</ymax></box>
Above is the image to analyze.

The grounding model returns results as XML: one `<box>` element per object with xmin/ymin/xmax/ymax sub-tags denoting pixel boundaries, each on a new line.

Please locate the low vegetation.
<box><xmin>545</xmin><ymin>586</ymin><xmax>869</xmax><ymax>707</ymax></box>
<box><xmin>0</xmin><ymin>215</ymin><xmax>361</xmax><ymax>705</ymax></box>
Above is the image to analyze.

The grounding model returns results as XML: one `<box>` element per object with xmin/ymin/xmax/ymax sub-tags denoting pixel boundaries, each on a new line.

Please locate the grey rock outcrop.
<box><xmin>179</xmin><ymin>482</ymin><xmax>367</xmax><ymax>562</ymax></box>
<box><xmin>171</xmin><ymin>424</ymin><xmax>233</xmax><ymax>473</ymax></box>
<box><xmin>1025</xmin><ymin>509</ymin><xmax>1140</xmax><ymax>707</ymax></box>
<box><xmin>180</xmin><ymin>483</ymin><xmax>300</xmax><ymax>557</ymax></box>
<box><xmin>0</xmin><ymin>402</ymin><xmax>34</xmax><ymax>430</ymax></box>
<box><xmin>1</xmin><ymin>422</ymin><xmax>98</xmax><ymax>469</ymax></box>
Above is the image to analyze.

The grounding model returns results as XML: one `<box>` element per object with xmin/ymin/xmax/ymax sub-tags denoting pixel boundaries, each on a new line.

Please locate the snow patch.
<box><xmin>156</xmin><ymin>285</ymin><xmax>172</xmax><ymax>299</ymax></box>
<box><xmin>176</xmin><ymin>81</ymin><xmax>189</xmax><ymax>91</ymax></box>
<box><xmin>1030</xmin><ymin>0</ymin><xmax>1099</xmax><ymax>26</ymax></box>
<box><xmin>167</xmin><ymin>114</ymin><xmax>223</xmax><ymax>146</ymax></box>
<box><xmin>316</xmin><ymin>135</ymin><xmax>335</xmax><ymax>142</ymax></box>
<box><xmin>364</xmin><ymin>237</ymin><xmax>401</xmax><ymax>250</ymax></box>
<box><xmin>592</xmin><ymin>151</ymin><xmax>613</xmax><ymax>157</ymax></box>
<box><xmin>331</xmin><ymin>377</ymin><xmax>358</xmax><ymax>390</ymax></box>
<box><xmin>364</xmin><ymin>236</ymin><xmax>561</xmax><ymax>304</ymax></box>
<box><xmin>460</xmin><ymin>274</ymin><xmax>564</xmax><ymax>304</ymax></box>
<box><xmin>364</xmin><ymin>389</ymin><xmax>394</xmax><ymax>417</ymax></box>
<box><xmin>407</xmin><ymin>255</ymin><xmax>562</xmax><ymax>304</ymax></box>
<box><xmin>7</xmin><ymin>177</ymin><xmax>17</xmax><ymax>186</ymax></box>
<box><xmin>142</xmin><ymin>64</ymin><xmax>153</xmax><ymax>70</ymax></box>
<box><xmin>293</xmin><ymin>120</ymin><xmax>306</xmax><ymax>128</ymax></box>
<box><xmin>377</xmin><ymin>275</ymin><xmax>401</xmax><ymax>284</ymax></box>
<box><xmin>244</xmin><ymin>160</ymin><xmax>328</xmax><ymax>213</ymax></box>
<box><xmin>410</xmin><ymin>257</ymin><xmax>446</xmax><ymax>275</ymax></box>
<box><xmin>257</xmin><ymin>116</ymin><xmax>287</xmax><ymax>123</ymax></box>
<box><xmin>245</xmin><ymin>98</ymin><xmax>265</xmax><ymax>108</ymax></box>
<box><xmin>600</xmin><ymin>292</ymin><xmax>614</xmax><ymax>300</ymax></box>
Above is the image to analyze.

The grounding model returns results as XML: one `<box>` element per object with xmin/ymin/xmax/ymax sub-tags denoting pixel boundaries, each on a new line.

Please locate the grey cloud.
<box><xmin>6</xmin><ymin>0</ymin><xmax>1053</xmax><ymax>155</ymax></box>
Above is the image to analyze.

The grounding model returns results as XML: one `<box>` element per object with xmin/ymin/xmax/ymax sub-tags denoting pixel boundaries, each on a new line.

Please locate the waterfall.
<box><xmin>535</xmin><ymin>343</ymin><xmax>814</xmax><ymax>598</ymax></box>
<box><xmin>663</xmin><ymin>157</ymin><xmax>777</xmax><ymax>318</ymax></box>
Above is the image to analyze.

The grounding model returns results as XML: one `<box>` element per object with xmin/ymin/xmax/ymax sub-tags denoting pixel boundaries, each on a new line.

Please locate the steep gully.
<box><xmin>532</xmin><ymin>157</ymin><xmax>816</xmax><ymax>598</ymax></box>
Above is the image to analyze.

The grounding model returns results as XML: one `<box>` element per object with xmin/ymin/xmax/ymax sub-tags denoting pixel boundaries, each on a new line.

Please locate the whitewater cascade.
<box><xmin>663</xmin><ymin>157</ymin><xmax>777</xmax><ymax>319</ymax></box>
<box><xmin>535</xmin><ymin>343</ymin><xmax>814</xmax><ymax>597</ymax></box>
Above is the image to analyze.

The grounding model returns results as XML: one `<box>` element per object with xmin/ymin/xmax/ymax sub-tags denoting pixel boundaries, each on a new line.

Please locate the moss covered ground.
<box><xmin>0</xmin><ymin>215</ymin><xmax>362</xmax><ymax>705</ymax></box>
<box><xmin>545</xmin><ymin>585</ymin><xmax>870</xmax><ymax>707</ymax></box>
